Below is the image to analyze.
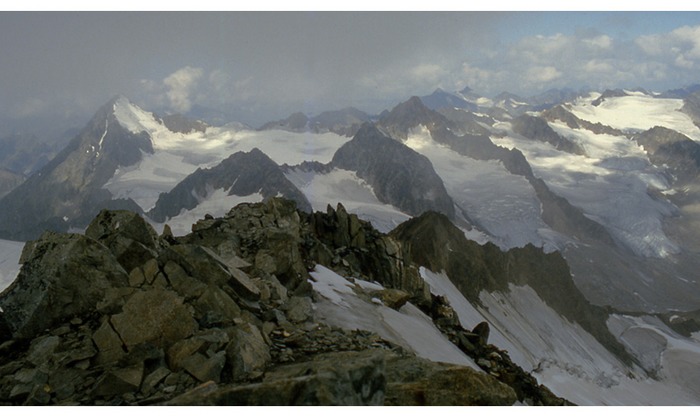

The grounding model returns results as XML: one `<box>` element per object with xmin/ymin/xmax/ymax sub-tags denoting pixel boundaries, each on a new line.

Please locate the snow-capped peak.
<box><xmin>112</xmin><ymin>95</ymin><xmax>165</xmax><ymax>136</ymax></box>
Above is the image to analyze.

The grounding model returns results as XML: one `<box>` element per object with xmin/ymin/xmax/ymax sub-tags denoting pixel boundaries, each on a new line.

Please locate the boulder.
<box><xmin>160</xmin><ymin>245</ymin><xmax>260</xmax><ymax>301</ymax></box>
<box><xmin>85</xmin><ymin>209</ymin><xmax>160</xmax><ymax>272</ymax></box>
<box><xmin>193</xmin><ymin>286</ymin><xmax>241</xmax><ymax>326</ymax></box>
<box><xmin>0</xmin><ymin>232</ymin><xmax>128</xmax><ymax>339</ymax></box>
<box><xmin>372</xmin><ymin>288</ymin><xmax>411</xmax><ymax>310</ymax></box>
<box><xmin>226</xmin><ymin>323</ymin><xmax>270</xmax><ymax>382</ymax></box>
<box><xmin>92</xmin><ymin>364</ymin><xmax>144</xmax><ymax>399</ymax></box>
<box><xmin>384</xmin><ymin>356</ymin><xmax>517</xmax><ymax>406</ymax></box>
<box><xmin>109</xmin><ymin>289</ymin><xmax>197</xmax><ymax>350</ymax></box>
<box><xmin>281</xmin><ymin>296</ymin><xmax>313</xmax><ymax>323</ymax></box>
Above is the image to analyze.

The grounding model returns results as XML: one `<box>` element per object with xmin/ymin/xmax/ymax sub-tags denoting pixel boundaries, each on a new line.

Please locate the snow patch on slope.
<box><xmin>285</xmin><ymin>167</ymin><xmax>410</xmax><ymax>233</ymax></box>
<box><xmin>405</xmin><ymin>125</ymin><xmax>560</xmax><ymax>250</ymax></box>
<box><xmin>309</xmin><ymin>265</ymin><xmax>479</xmax><ymax>369</ymax></box>
<box><xmin>0</xmin><ymin>239</ymin><xmax>23</xmax><ymax>292</ymax></box>
<box><xmin>493</xmin><ymin>122</ymin><xmax>679</xmax><ymax>258</ymax></box>
<box><xmin>103</xmin><ymin>128</ymin><xmax>351</xmax><ymax>212</ymax></box>
<box><xmin>150</xmin><ymin>190</ymin><xmax>263</xmax><ymax>237</ymax></box>
<box><xmin>419</xmin><ymin>267</ymin><xmax>700</xmax><ymax>405</ymax></box>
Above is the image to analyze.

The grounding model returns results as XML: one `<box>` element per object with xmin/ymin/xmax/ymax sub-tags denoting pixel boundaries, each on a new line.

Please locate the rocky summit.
<box><xmin>0</xmin><ymin>198</ymin><xmax>569</xmax><ymax>406</ymax></box>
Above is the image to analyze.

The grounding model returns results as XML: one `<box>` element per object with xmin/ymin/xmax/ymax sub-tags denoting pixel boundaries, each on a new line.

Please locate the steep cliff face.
<box><xmin>331</xmin><ymin>124</ymin><xmax>456</xmax><ymax>219</ymax></box>
<box><xmin>0</xmin><ymin>97</ymin><xmax>154</xmax><ymax>240</ymax></box>
<box><xmin>511</xmin><ymin>114</ymin><xmax>586</xmax><ymax>155</ymax></box>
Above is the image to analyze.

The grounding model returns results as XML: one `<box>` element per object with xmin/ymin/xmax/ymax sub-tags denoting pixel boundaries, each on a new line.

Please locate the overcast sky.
<box><xmin>2</xmin><ymin>11</ymin><xmax>700</xmax><ymax>129</ymax></box>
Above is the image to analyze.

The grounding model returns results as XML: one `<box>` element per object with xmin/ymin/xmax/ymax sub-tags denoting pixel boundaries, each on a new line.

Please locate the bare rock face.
<box><xmin>85</xmin><ymin>209</ymin><xmax>161</xmax><ymax>272</ymax></box>
<box><xmin>0</xmin><ymin>232</ymin><xmax>129</xmax><ymax>340</ymax></box>
<box><xmin>331</xmin><ymin>124</ymin><xmax>455</xmax><ymax>220</ymax></box>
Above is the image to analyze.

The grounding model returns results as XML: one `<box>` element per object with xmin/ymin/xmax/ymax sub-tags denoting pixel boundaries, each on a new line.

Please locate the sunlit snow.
<box><xmin>570</xmin><ymin>93</ymin><xmax>700</xmax><ymax>141</ymax></box>
<box><xmin>405</xmin><ymin>125</ymin><xmax>560</xmax><ymax>250</ymax></box>
<box><xmin>106</xmin><ymin>98</ymin><xmax>351</xmax><ymax>212</ymax></box>
<box><xmin>493</xmin><ymin>119</ymin><xmax>680</xmax><ymax>258</ymax></box>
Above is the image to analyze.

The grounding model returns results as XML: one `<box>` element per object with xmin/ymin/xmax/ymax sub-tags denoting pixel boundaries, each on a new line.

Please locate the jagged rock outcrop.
<box><xmin>148</xmin><ymin>148</ymin><xmax>311</xmax><ymax>222</ymax></box>
<box><xmin>634</xmin><ymin>126</ymin><xmax>700</xmax><ymax>186</ymax></box>
<box><xmin>591</xmin><ymin>89</ymin><xmax>628</xmax><ymax>106</ymax></box>
<box><xmin>0</xmin><ymin>199</ymin><xmax>571</xmax><ymax>405</ymax></box>
<box><xmin>0</xmin><ymin>232</ymin><xmax>129</xmax><ymax>340</ymax></box>
<box><xmin>158</xmin><ymin>114</ymin><xmax>207</xmax><ymax>134</ymax></box>
<box><xmin>681</xmin><ymin>90</ymin><xmax>700</xmax><ymax>128</ymax></box>
<box><xmin>259</xmin><ymin>108</ymin><xmax>369</xmax><ymax>136</ymax></box>
<box><xmin>511</xmin><ymin>114</ymin><xmax>586</xmax><ymax>155</ymax></box>
<box><xmin>390</xmin><ymin>210</ymin><xmax>632</xmax><ymax>365</ymax></box>
<box><xmin>542</xmin><ymin>105</ymin><xmax>627</xmax><ymax>137</ymax></box>
<box><xmin>331</xmin><ymin>124</ymin><xmax>455</xmax><ymax>219</ymax></box>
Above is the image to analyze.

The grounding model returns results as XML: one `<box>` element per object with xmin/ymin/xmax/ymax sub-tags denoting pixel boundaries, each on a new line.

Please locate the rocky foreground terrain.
<box><xmin>0</xmin><ymin>198</ymin><xmax>570</xmax><ymax>405</ymax></box>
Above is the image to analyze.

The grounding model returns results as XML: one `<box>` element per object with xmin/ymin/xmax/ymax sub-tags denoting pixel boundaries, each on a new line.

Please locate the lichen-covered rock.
<box><xmin>384</xmin><ymin>356</ymin><xmax>517</xmax><ymax>406</ymax></box>
<box><xmin>109</xmin><ymin>289</ymin><xmax>197</xmax><ymax>350</ymax></box>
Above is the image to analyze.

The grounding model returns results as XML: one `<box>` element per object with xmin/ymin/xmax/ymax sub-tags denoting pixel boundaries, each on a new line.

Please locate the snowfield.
<box><xmin>106</xmin><ymin>97</ymin><xmax>351</xmax><ymax>212</ymax></box>
<box><xmin>405</xmin><ymin>125</ymin><xmax>559</xmax><ymax>251</ymax></box>
<box><xmin>0</xmin><ymin>239</ymin><xmax>23</xmax><ymax>293</ymax></box>
<box><xmin>284</xmin><ymin>167</ymin><xmax>410</xmax><ymax>233</ymax></box>
<box><xmin>309</xmin><ymin>264</ymin><xmax>480</xmax><ymax>370</ymax></box>
<box><xmin>570</xmin><ymin>93</ymin><xmax>700</xmax><ymax>141</ymax></box>
<box><xmin>420</xmin><ymin>267</ymin><xmax>700</xmax><ymax>405</ymax></box>
<box><xmin>493</xmin><ymin>118</ymin><xmax>680</xmax><ymax>258</ymax></box>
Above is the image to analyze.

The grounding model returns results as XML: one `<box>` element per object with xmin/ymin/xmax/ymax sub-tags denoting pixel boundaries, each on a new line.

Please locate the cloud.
<box><xmin>526</xmin><ymin>66</ymin><xmax>562</xmax><ymax>84</ymax></box>
<box><xmin>163</xmin><ymin>66</ymin><xmax>203</xmax><ymax>113</ymax></box>
<box><xmin>456</xmin><ymin>25</ymin><xmax>700</xmax><ymax>96</ymax></box>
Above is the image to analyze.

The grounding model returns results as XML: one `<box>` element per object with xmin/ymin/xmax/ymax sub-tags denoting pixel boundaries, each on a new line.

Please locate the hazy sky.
<box><xmin>2</xmin><ymin>11</ymin><xmax>700</xmax><ymax>129</ymax></box>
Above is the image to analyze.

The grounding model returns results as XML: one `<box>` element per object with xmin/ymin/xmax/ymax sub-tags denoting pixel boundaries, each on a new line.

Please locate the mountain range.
<box><xmin>3</xmin><ymin>86</ymin><xmax>700</xmax><ymax>404</ymax></box>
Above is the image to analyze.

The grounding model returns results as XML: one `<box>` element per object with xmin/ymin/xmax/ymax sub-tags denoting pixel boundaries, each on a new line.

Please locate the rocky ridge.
<box><xmin>0</xmin><ymin>198</ymin><xmax>569</xmax><ymax>405</ymax></box>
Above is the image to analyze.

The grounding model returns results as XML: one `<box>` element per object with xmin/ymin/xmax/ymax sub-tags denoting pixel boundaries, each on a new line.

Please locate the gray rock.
<box><xmin>226</xmin><ymin>323</ymin><xmax>270</xmax><ymax>382</ymax></box>
<box><xmin>161</xmin><ymin>244</ymin><xmax>260</xmax><ymax>301</ymax></box>
<box><xmin>0</xmin><ymin>232</ymin><xmax>128</xmax><ymax>340</ymax></box>
<box><xmin>281</xmin><ymin>296</ymin><xmax>313</xmax><ymax>323</ymax></box>
<box><xmin>385</xmin><ymin>355</ymin><xmax>516</xmax><ymax>406</ymax></box>
<box><xmin>163</xmin><ymin>260</ymin><xmax>206</xmax><ymax>300</ymax></box>
<box><xmin>26</xmin><ymin>335</ymin><xmax>60</xmax><ymax>366</ymax></box>
<box><xmin>92</xmin><ymin>319</ymin><xmax>126</xmax><ymax>365</ymax></box>
<box><xmin>193</xmin><ymin>286</ymin><xmax>241</xmax><ymax>325</ymax></box>
<box><xmin>167</xmin><ymin>338</ymin><xmax>206</xmax><ymax>371</ymax></box>
<box><xmin>92</xmin><ymin>364</ymin><xmax>144</xmax><ymax>399</ymax></box>
<box><xmin>166</xmin><ymin>350</ymin><xmax>386</xmax><ymax>406</ymax></box>
<box><xmin>85</xmin><ymin>209</ymin><xmax>160</xmax><ymax>272</ymax></box>
<box><xmin>141</xmin><ymin>367</ymin><xmax>171</xmax><ymax>395</ymax></box>
<box><xmin>181</xmin><ymin>351</ymin><xmax>226</xmax><ymax>383</ymax></box>
<box><xmin>110</xmin><ymin>289</ymin><xmax>197</xmax><ymax>350</ymax></box>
